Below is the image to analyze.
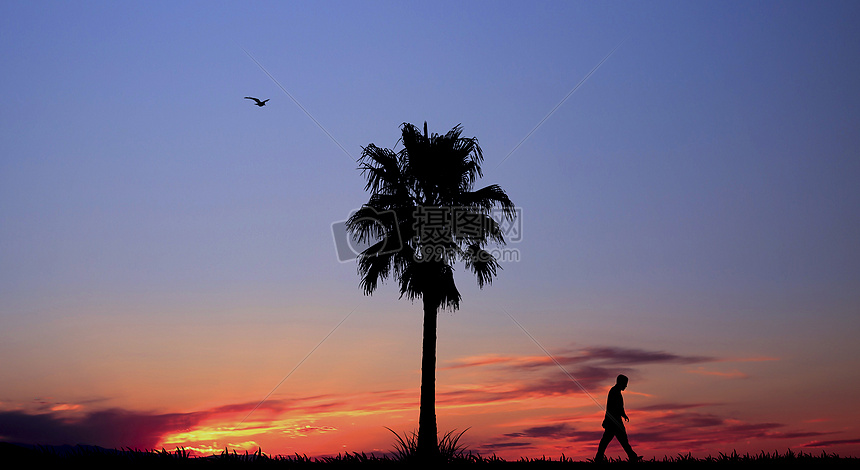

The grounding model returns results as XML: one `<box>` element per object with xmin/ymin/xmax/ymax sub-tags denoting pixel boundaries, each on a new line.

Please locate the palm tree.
<box><xmin>346</xmin><ymin>122</ymin><xmax>515</xmax><ymax>460</ymax></box>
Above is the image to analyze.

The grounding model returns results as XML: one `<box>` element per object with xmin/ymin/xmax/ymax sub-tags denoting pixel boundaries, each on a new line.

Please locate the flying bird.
<box><xmin>244</xmin><ymin>96</ymin><xmax>269</xmax><ymax>107</ymax></box>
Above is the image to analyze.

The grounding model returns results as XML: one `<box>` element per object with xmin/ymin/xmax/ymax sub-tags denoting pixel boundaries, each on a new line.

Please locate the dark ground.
<box><xmin>1</xmin><ymin>442</ymin><xmax>857</xmax><ymax>469</ymax></box>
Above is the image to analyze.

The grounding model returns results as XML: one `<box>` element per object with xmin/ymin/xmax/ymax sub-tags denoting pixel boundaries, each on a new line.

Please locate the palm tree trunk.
<box><xmin>417</xmin><ymin>294</ymin><xmax>439</xmax><ymax>460</ymax></box>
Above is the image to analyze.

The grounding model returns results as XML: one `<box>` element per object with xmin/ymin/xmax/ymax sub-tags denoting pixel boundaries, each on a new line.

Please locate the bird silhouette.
<box><xmin>244</xmin><ymin>96</ymin><xmax>269</xmax><ymax>107</ymax></box>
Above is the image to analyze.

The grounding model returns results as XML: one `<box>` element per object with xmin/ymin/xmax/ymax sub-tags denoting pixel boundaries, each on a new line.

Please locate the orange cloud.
<box><xmin>50</xmin><ymin>404</ymin><xmax>82</xmax><ymax>411</ymax></box>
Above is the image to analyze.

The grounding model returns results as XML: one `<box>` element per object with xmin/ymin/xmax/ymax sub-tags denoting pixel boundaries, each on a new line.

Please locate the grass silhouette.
<box><xmin>386</xmin><ymin>427</ymin><xmax>475</xmax><ymax>463</ymax></box>
<box><xmin>2</xmin><ymin>442</ymin><xmax>857</xmax><ymax>468</ymax></box>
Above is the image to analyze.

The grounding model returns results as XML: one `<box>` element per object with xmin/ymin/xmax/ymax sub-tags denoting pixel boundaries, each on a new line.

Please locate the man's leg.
<box><xmin>615</xmin><ymin>428</ymin><xmax>640</xmax><ymax>461</ymax></box>
<box><xmin>595</xmin><ymin>429</ymin><xmax>614</xmax><ymax>461</ymax></box>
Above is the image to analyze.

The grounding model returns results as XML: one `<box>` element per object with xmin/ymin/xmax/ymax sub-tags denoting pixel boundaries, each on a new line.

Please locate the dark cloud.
<box><xmin>443</xmin><ymin>345</ymin><xmax>715</xmax><ymax>374</ymax></box>
<box><xmin>579</xmin><ymin>347</ymin><xmax>714</xmax><ymax>365</ymax></box>
<box><xmin>632</xmin><ymin>414</ymin><xmax>831</xmax><ymax>450</ymax></box>
<box><xmin>437</xmin><ymin>345</ymin><xmax>727</xmax><ymax>434</ymax></box>
<box><xmin>502</xmin><ymin>423</ymin><xmax>604</xmax><ymax>443</ymax></box>
<box><xmin>629</xmin><ymin>412</ymin><xmax>783</xmax><ymax>447</ymax></box>
<box><xmin>475</xmin><ymin>441</ymin><xmax>534</xmax><ymax>451</ymax></box>
<box><xmin>722</xmin><ymin>422</ymin><xmax>782</xmax><ymax>434</ymax></box>
<box><xmin>511</xmin><ymin>366</ymin><xmax>619</xmax><ymax>399</ymax></box>
<box><xmin>504</xmin><ymin>423</ymin><xmax>572</xmax><ymax>439</ymax></box>
<box><xmin>503</xmin><ymin>424</ymin><xmax>602</xmax><ymax>443</ymax></box>
<box><xmin>434</xmin><ymin>365</ymin><xmax>619</xmax><ymax>407</ymax></box>
<box><xmin>0</xmin><ymin>408</ymin><xmax>201</xmax><ymax>449</ymax></box>
<box><xmin>803</xmin><ymin>438</ymin><xmax>860</xmax><ymax>447</ymax></box>
<box><xmin>0</xmin><ymin>394</ymin><xmax>358</xmax><ymax>449</ymax></box>
<box><xmin>496</xmin><ymin>409</ymin><xmax>836</xmax><ymax>453</ymax></box>
<box><xmin>771</xmin><ymin>431</ymin><xmax>832</xmax><ymax>439</ymax></box>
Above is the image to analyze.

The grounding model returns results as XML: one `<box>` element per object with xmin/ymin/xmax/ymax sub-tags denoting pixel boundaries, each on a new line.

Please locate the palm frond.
<box><xmin>367</xmin><ymin>193</ymin><xmax>413</xmax><ymax>211</ymax></box>
<box><xmin>451</xmin><ymin>212</ymin><xmax>506</xmax><ymax>246</ymax></box>
<box><xmin>464</xmin><ymin>244</ymin><xmax>501</xmax><ymax>288</ymax></box>
<box><xmin>358</xmin><ymin>145</ymin><xmax>400</xmax><ymax>192</ymax></box>
<box><xmin>348</xmin><ymin>122</ymin><xmax>514</xmax><ymax>300</ymax></box>
<box><xmin>357</xmin><ymin>245</ymin><xmax>393</xmax><ymax>294</ymax></box>
<box><xmin>457</xmin><ymin>185</ymin><xmax>516</xmax><ymax>217</ymax></box>
<box><xmin>397</xmin><ymin>262</ymin><xmax>461</xmax><ymax>310</ymax></box>
<box><xmin>345</xmin><ymin>206</ymin><xmax>396</xmax><ymax>244</ymax></box>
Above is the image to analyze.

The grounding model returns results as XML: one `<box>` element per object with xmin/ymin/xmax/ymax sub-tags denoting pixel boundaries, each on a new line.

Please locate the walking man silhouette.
<box><xmin>595</xmin><ymin>374</ymin><xmax>641</xmax><ymax>462</ymax></box>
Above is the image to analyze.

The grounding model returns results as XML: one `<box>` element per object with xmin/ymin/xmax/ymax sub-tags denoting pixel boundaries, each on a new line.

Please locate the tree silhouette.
<box><xmin>346</xmin><ymin>122</ymin><xmax>515</xmax><ymax>460</ymax></box>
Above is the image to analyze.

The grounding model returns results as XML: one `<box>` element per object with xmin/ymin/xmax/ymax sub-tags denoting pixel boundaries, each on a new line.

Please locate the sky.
<box><xmin>1</xmin><ymin>0</ymin><xmax>859</xmax><ymax>461</ymax></box>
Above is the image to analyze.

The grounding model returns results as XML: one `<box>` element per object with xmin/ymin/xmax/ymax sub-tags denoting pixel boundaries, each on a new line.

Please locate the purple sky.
<box><xmin>1</xmin><ymin>0</ymin><xmax>859</xmax><ymax>460</ymax></box>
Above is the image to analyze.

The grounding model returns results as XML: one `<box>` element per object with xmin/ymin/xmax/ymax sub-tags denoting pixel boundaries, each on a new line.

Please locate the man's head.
<box><xmin>616</xmin><ymin>374</ymin><xmax>629</xmax><ymax>390</ymax></box>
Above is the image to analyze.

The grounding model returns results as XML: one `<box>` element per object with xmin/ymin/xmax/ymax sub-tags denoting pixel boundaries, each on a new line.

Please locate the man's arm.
<box><xmin>620</xmin><ymin>391</ymin><xmax>629</xmax><ymax>421</ymax></box>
